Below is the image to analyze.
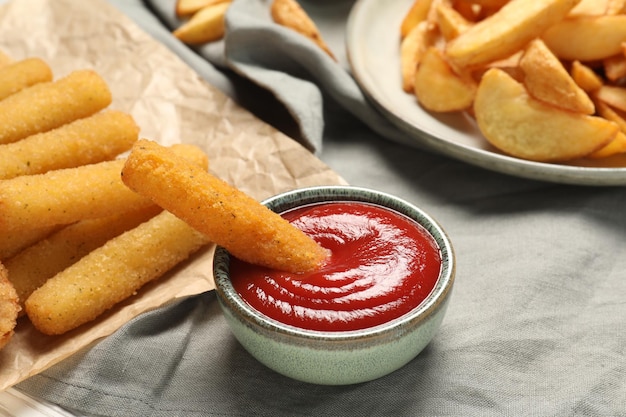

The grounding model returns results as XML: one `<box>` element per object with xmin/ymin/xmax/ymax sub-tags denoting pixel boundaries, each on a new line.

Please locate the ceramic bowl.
<box><xmin>213</xmin><ymin>185</ymin><xmax>455</xmax><ymax>385</ymax></box>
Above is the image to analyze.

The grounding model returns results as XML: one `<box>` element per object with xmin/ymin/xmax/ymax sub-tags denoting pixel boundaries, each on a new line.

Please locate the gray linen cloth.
<box><xmin>17</xmin><ymin>1</ymin><xmax>626</xmax><ymax>416</ymax></box>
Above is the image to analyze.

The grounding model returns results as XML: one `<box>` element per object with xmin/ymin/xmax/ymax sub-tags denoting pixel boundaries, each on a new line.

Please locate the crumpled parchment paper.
<box><xmin>0</xmin><ymin>0</ymin><xmax>345</xmax><ymax>390</ymax></box>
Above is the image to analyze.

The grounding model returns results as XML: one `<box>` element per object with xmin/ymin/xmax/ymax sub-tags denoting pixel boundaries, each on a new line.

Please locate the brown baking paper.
<box><xmin>0</xmin><ymin>0</ymin><xmax>346</xmax><ymax>390</ymax></box>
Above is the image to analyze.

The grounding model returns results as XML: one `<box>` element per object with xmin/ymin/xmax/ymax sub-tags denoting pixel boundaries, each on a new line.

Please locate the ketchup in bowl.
<box><xmin>229</xmin><ymin>201</ymin><xmax>442</xmax><ymax>332</ymax></box>
<box><xmin>214</xmin><ymin>186</ymin><xmax>455</xmax><ymax>385</ymax></box>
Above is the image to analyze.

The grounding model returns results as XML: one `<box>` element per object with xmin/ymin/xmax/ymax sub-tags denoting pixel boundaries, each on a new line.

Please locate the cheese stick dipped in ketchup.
<box><xmin>121</xmin><ymin>139</ymin><xmax>329</xmax><ymax>274</ymax></box>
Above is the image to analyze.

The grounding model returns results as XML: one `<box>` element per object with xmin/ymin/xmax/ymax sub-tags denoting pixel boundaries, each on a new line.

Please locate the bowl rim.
<box><xmin>213</xmin><ymin>185</ymin><xmax>455</xmax><ymax>343</ymax></box>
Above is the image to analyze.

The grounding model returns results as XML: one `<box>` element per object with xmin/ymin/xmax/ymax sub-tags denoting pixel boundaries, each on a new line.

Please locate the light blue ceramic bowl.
<box><xmin>213</xmin><ymin>185</ymin><xmax>455</xmax><ymax>385</ymax></box>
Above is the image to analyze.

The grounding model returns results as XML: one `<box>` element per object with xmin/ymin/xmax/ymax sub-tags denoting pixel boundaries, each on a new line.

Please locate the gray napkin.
<box><xmin>146</xmin><ymin>0</ymin><xmax>408</xmax><ymax>152</ymax></box>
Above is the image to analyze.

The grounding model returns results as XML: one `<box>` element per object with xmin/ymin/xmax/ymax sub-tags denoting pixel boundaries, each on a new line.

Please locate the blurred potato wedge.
<box><xmin>568</xmin><ymin>0</ymin><xmax>612</xmax><ymax>15</ymax></box>
<box><xmin>445</xmin><ymin>0</ymin><xmax>580</xmax><ymax>69</ymax></box>
<box><xmin>271</xmin><ymin>0</ymin><xmax>335</xmax><ymax>59</ymax></box>
<box><xmin>400</xmin><ymin>0</ymin><xmax>433</xmax><ymax>38</ymax></box>
<box><xmin>474</xmin><ymin>68</ymin><xmax>618</xmax><ymax>162</ymax></box>
<box><xmin>436</xmin><ymin>1</ymin><xmax>472</xmax><ymax>41</ymax></box>
<box><xmin>414</xmin><ymin>47</ymin><xmax>477</xmax><ymax>112</ymax></box>
<box><xmin>603</xmin><ymin>53</ymin><xmax>626</xmax><ymax>82</ymax></box>
<box><xmin>595</xmin><ymin>85</ymin><xmax>626</xmax><ymax>112</ymax></box>
<box><xmin>520</xmin><ymin>39</ymin><xmax>594</xmax><ymax>114</ymax></box>
<box><xmin>175</xmin><ymin>0</ymin><xmax>230</xmax><ymax>17</ymax></box>
<box><xmin>588</xmin><ymin>131</ymin><xmax>626</xmax><ymax>158</ymax></box>
<box><xmin>400</xmin><ymin>21</ymin><xmax>437</xmax><ymax>92</ymax></box>
<box><xmin>570</xmin><ymin>60</ymin><xmax>604</xmax><ymax>93</ymax></box>
<box><xmin>590</xmin><ymin>94</ymin><xmax>626</xmax><ymax>159</ymax></box>
<box><xmin>542</xmin><ymin>15</ymin><xmax>626</xmax><ymax>61</ymax></box>
<box><xmin>173</xmin><ymin>1</ymin><xmax>230</xmax><ymax>44</ymax></box>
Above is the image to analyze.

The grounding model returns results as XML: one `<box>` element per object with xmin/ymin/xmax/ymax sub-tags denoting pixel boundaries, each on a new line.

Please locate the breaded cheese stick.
<box><xmin>0</xmin><ymin>50</ymin><xmax>11</xmax><ymax>68</ymax></box>
<box><xmin>25</xmin><ymin>210</ymin><xmax>210</xmax><ymax>335</ymax></box>
<box><xmin>6</xmin><ymin>205</ymin><xmax>162</xmax><ymax>312</ymax></box>
<box><xmin>0</xmin><ymin>110</ymin><xmax>139</xmax><ymax>180</ymax></box>
<box><xmin>0</xmin><ymin>224</ymin><xmax>62</xmax><ymax>260</ymax></box>
<box><xmin>0</xmin><ymin>69</ymin><xmax>112</xmax><ymax>145</ymax></box>
<box><xmin>0</xmin><ymin>57</ymin><xmax>53</xmax><ymax>101</ymax></box>
<box><xmin>0</xmin><ymin>143</ymin><xmax>208</xmax><ymax>233</ymax></box>
<box><xmin>0</xmin><ymin>263</ymin><xmax>19</xmax><ymax>350</ymax></box>
<box><xmin>122</xmin><ymin>140</ymin><xmax>328</xmax><ymax>273</ymax></box>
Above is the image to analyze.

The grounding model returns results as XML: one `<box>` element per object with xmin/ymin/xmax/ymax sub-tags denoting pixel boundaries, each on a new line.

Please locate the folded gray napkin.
<box><xmin>146</xmin><ymin>0</ymin><xmax>408</xmax><ymax>153</ymax></box>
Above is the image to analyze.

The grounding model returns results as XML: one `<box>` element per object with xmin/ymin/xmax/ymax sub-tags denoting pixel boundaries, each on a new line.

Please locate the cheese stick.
<box><xmin>25</xmin><ymin>210</ymin><xmax>210</xmax><ymax>335</ymax></box>
<box><xmin>0</xmin><ymin>143</ymin><xmax>208</xmax><ymax>233</ymax></box>
<box><xmin>122</xmin><ymin>139</ymin><xmax>328</xmax><ymax>273</ymax></box>
<box><xmin>6</xmin><ymin>205</ymin><xmax>162</xmax><ymax>312</ymax></box>
<box><xmin>0</xmin><ymin>110</ymin><xmax>139</xmax><ymax>180</ymax></box>
<box><xmin>0</xmin><ymin>57</ymin><xmax>53</xmax><ymax>101</ymax></box>
<box><xmin>0</xmin><ymin>69</ymin><xmax>112</xmax><ymax>145</ymax></box>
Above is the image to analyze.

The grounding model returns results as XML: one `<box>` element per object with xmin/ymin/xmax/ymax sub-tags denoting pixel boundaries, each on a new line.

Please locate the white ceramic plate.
<box><xmin>345</xmin><ymin>0</ymin><xmax>626</xmax><ymax>186</ymax></box>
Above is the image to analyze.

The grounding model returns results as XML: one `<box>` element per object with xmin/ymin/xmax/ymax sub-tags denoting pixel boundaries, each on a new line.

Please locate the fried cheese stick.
<box><xmin>6</xmin><ymin>205</ymin><xmax>162</xmax><ymax>312</ymax></box>
<box><xmin>0</xmin><ymin>263</ymin><xmax>19</xmax><ymax>350</ymax></box>
<box><xmin>0</xmin><ymin>143</ymin><xmax>208</xmax><ymax>233</ymax></box>
<box><xmin>0</xmin><ymin>110</ymin><xmax>139</xmax><ymax>180</ymax></box>
<box><xmin>121</xmin><ymin>139</ymin><xmax>328</xmax><ymax>273</ymax></box>
<box><xmin>0</xmin><ymin>57</ymin><xmax>53</xmax><ymax>101</ymax></box>
<box><xmin>0</xmin><ymin>69</ymin><xmax>112</xmax><ymax>145</ymax></box>
<box><xmin>0</xmin><ymin>225</ymin><xmax>62</xmax><ymax>260</ymax></box>
<box><xmin>25</xmin><ymin>210</ymin><xmax>210</xmax><ymax>335</ymax></box>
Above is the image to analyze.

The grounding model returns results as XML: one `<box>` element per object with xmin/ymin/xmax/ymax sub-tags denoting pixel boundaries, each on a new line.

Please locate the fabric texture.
<box><xmin>15</xmin><ymin>0</ymin><xmax>626</xmax><ymax>416</ymax></box>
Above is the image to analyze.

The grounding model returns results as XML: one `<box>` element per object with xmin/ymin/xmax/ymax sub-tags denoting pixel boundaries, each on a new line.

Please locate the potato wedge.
<box><xmin>173</xmin><ymin>1</ymin><xmax>230</xmax><ymax>44</ymax></box>
<box><xmin>401</xmin><ymin>21</ymin><xmax>437</xmax><ymax>92</ymax></box>
<box><xmin>542</xmin><ymin>15</ymin><xmax>626</xmax><ymax>61</ymax></box>
<box><xmin>520</xmin><ymin>39</ymin><xmax>594</xmax><ymax>114</ymax></box>
<box><xmin>445</xmin><ymin>0</ymin><xmax>580</xmax><ymax>69</ymax></box>
<box><xmin>570</xmin><ymin>60</ymin><xmax>604</xmax><ymax>93</ymax></box>
<box><xmin>588</xmin><ymin>99</ymin><xmax>626</xmax><ymax>158</ymax></box>
<box><xmin>595</xmin><ymin>85</ymin><xmax>626</xmax><ymax>112</ymax></box>
<box><xmin>436</xmin><ymin>1</ymin><xmax>472</xmax><ymax>41</ymax></box>
<box><xmin>271</xmin><ymin>0</ymin><xmax>335</xmax><ymax>60</ymax></box>
<box><xmin>603</xmin><ymin>53</ymin><xmax>626</xmax><ymax>82</ymax></box>
<box><xmin>588</xmin><ymin>131</ymin><xmax>626</xmax><ymax>158</ymax></box>
<box><xmin>415</xmin><ymin>47</ymin><xmax>477</xmax><ymax>112</ymax></box>
<box><xmin>400</xmin><ymin>0</ymin><xmax>433</xmax><ymax>39</ymax></box>
<box><xmin>175</xmin><ymin>0</ymin><xmax>230</xmax><ymax>17</ymax></box>
<box><xmin>568</xmin><ymin>0</ymin><xmax>611</xmax><ymax>15</ymax></box>
<box><xmin>474</xmin><ymin>68</ymin><xmax>618</xmax><ymax>162</ymax></box>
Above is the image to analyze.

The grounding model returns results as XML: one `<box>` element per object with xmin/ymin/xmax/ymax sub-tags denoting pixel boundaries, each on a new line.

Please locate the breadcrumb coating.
<box><xmin>0</xmin><ymin>262</ymin><xmax>19</xmax><ymax>350</ymax></box>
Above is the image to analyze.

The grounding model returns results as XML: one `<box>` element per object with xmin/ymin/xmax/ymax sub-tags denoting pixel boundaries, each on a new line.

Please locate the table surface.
<box><xmin>3</xmin><ymin>0</ymin><xmax>626</xmax><ymax>416</ymax></box>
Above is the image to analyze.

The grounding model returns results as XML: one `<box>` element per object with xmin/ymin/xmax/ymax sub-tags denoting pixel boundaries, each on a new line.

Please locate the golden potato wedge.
<box><xmin>603</xmin><ymin>53</ymin><xmax>626</xmax><ymax>82</ymax></box>
<box><xmin>588</xmin><ymin>102</ymin><xmax>626</xmax><ymax>161</ymax></box>
<box><xmin>595</xmin><ymin>97</ymin><xmax>626</xmax><ymax>133</ymax></box>
<box><xmin>400</xmin><ymin>0</ymin><xmax>434</xmax><ymax>38</ymax></box>
<box><xmin>414</xmin><ymin>47</ymin><xmax>477</xmax><ymax>112</ymax></box>
<box><xmin>588</xmin><ymin>131</ymin><xmax>626</xmax><ymax>158</ymax></box>
<box><xmin>568</xmin><ymin>0</ymin><xmax>611</xmax><ymax>15</ymax></box>
<box><xmin>464</xmin><ymin>0</ymin><xmax>510</xmax><ymax>6</ymax></box>
<box><xmin>271</xmin><ymin>0</ymin><xmax>335</xmax><ymax>60</ymax></box>
<box><xmin>595</xmin><ymin>85</ymin><xmax>626</xmax><ymax>112</ymax></box>
<box><xmin>175</xmin><ymin>0</ymin><xmax>230</xmax><ymax>17</ymax></box>
<box><xmin>173</xmin><ymin>1</ymin><xmax>231</xmax><ymax>44</ymax></box>
<box><xmin>474</xmin><ymin>68</ymin><xmax>618</xmax><ymax>162</ymax></box>
<box><xmin>401</xmin><ymin>21</ymin><xmax>437</xmax><ymax>92</ymax></box>
<box><xmin>445</xmin><ymin>0</ymin><xmax>580</xmax><ymax>69</ymax></box>
<box><xmin>520</xmin><ymin>39</ymin><xmax>594</xmax><ymax>114</ymax></box>
<box><xmin>542</xmin><ymin>15</ymin><xmax>626</xmax><ymax>61</ymax></box>
<box><xmin>436</xmin><ymin>1</ymin><xmax>472</xmax><ymax>41</ymax></box>
<box><xmin>570</xmin><ymin>60</ymin><xmax>604</xmax><ymax>93</ymax></box>
<box><xmin>606</xmin><ymin>0</ymin><xmax>626</xmax><ymax>13</ymax></box>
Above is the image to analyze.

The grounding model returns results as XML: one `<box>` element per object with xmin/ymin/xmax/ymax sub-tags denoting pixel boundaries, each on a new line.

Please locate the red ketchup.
<box><xmin>229</xmin><ymin>201</ymin><xmax>442</xmax><ymax>332</ymax></box>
